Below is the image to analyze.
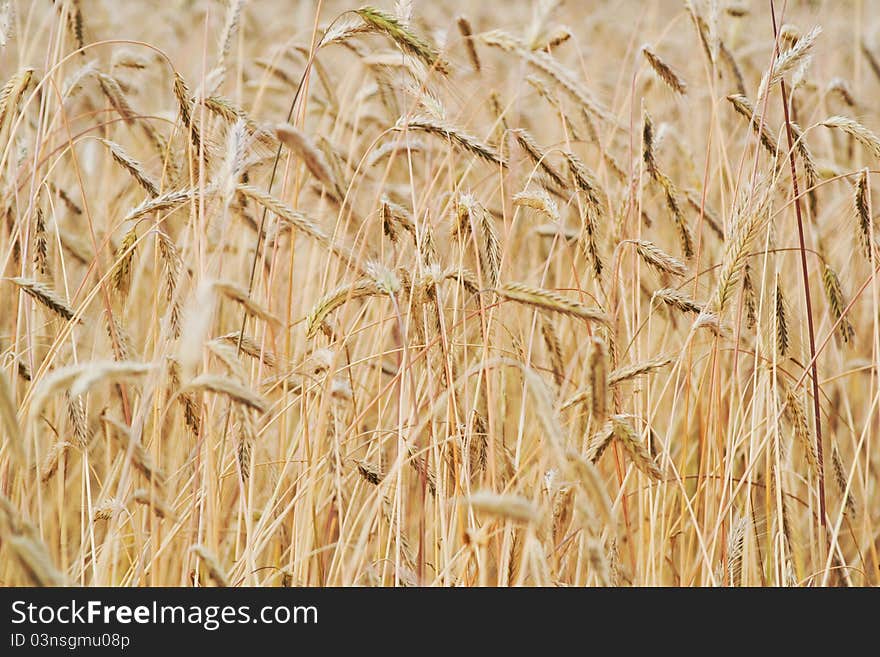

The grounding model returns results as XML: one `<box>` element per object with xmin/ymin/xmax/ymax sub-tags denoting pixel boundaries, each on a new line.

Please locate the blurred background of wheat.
<box><xmin>0</xmin><ymin>0</ymin><xmax>876</xmax><ymax>587</ymax></box>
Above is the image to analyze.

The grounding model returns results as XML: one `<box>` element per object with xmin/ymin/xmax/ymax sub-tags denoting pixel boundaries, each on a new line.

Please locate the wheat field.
<box><xmin>0</xmin><ymin>0</ymin><xmax>877</xmax><ymax>587</ymax></box>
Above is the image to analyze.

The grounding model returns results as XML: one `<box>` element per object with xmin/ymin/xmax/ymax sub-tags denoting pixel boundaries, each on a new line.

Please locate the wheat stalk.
<box><xmin>783</xmin><ymin>384</ymin><xmax>818</xmax><ymax>476</ymax></box>
<box><xmin>541</xmin><ymin>318</ymin><xmax>565</xmax><ymax>387</ymax></box>
<box><xmin>633</xmin><ymin>240</ymin><xmax>688</xmax><ymax>277</ymax></box>
<box><xmin>498</xmin><ymin>282</ymin><xmax>608</xmax><ymax>324</ymax></box>
<box><xmin>213</xmin><ymin>279</ymin><xmax>280</xmax><ymax>327</ymax></box>
<box><xmin>0</xmin><ymin>68</ymin><xmax>34</xmax><ymax>128</ymax></box>
<box><xmin>654</xmin><ymin>287</ymin><xmax>702</xmax><ymax>314</ymax></box>
<box><xmin>822</xmin><ymin>116</ymin><xmax>880</xmax><ymax>160</ymax></box>
<box><xmin>306</xmin><ymin>279</ymin><xmax>385</xmax><ymax>339</ymax></box>
<box><xmin>356</xmin><ymin>6</ymin><xmax>449</xmax><ymax>74</ymax></box>
<box><xmin>186</xmin><ymin>375</ymin><xmax>268</xmax><ymax>414</ymax></box>
<box><xmin>191</xmin><ymin>544</ymin><xmax>230</xmax><ymax>587</ymax></box>
<box><xmin>727</xmin><ymin>94</ymin><xmax>777</xmax><ymax>157</ymax></box>
<box><xmin>511</xmin><ymin>128</ymin><xmax>566</xmax><ymax>189</ymax></box>
<box><xmin>758</xmin><ymin>25</ymin><xmax>821</xmax><ymax>100</ymax></box>
<box><xmin>709</xmin><ymin>188</ymin><xmax>770</xmax><ymax>314</ymax></box>
<box><xmin>237</xmin><ymin>184</ymin><xmax>360</xmax><ymax>268</ymax></box>
<box><xmin>608</xmin><ymin>355</ymin><xmax>674</xmax><ymax>387</ymax></box>
<box><xmin>830</xmin><ymin>444</ymin><xmax>856</xmax><ymax>516</ymax></box>
<box><xmin>822</xmin><ymin>263</ymin><xmax>854</xmax><ymax>343</ymax></box>
<box><xmin>276</xmin><ymin>123</ymin><xmax>343</xmax><ymax>200</ymax></box>
<box><xmin>513</xmin><ymin>188</ymin><xmax>559</xmax><ymax>222</ymax></box>
<box><xmin>457</xmin><ymin>16</ymin><xmax>480</xmax><ymax>73</ymax></box>
<box><xmin>465</xmin><ymin>491</ymin><xmax>539</xmax><ymax>523</ymax></box>
<box><xmin>774</xmin><ymin>279</ymin><xmax>789</xmax><ymax>357</ymax></box>
<box><xmin>0</xmin><ymin>495</ymin><xmax>66</xmax><ymax>585</ymax></box>
<box><xmin>6</xmin><ymin>277</ymin><xmax>78</xmax><ymax>322</ymax></box>
<box><xmin>397</xmin><ymin>115</ymin><xmax>506</xmax><ymax>166</ymax></box>
<box><xmin>0</xmin><ymin>369</ymin><xmax>23</xmax><ymax>464</ymax></box>
<box><xmin>33</xmin><ymin>206</ymin><xmax>48</xmax><ymax>275</ymax></box>
<box><xmin>641</xmin><ymin>45</ymin><xmax>687</xmax><ymax>95</ymax></box>
<box><xmin>611</xmin><ymin>415</ymin><xmax>663</xmax><ymax>481</ymax></box>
